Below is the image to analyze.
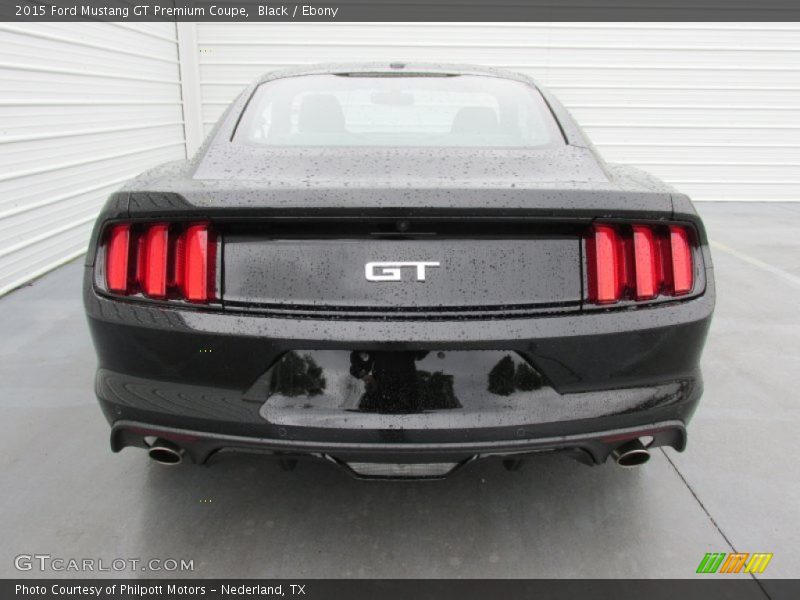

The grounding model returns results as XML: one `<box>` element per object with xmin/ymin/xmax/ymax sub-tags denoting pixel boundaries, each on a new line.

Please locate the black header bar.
<box><xmin>3</xmin><ymin>0</ymin><xmax>800</xmax><ymax>22</ymax></box>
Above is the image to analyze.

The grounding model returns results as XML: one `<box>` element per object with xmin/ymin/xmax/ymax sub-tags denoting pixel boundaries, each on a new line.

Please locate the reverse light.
<box><xmin>586</xmin><ymin>222</ymin><xmax>696</xmax><ymax>305</ymax></box>
<box><xmin>102</xmin><ymin>222</ymin><xmax>216</xmax><ymax>304</ymax></box>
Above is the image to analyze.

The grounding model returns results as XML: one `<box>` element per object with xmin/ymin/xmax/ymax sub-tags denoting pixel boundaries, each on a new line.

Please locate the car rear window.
<box><xmin>233</xmin><ymin>73</ymin><xmax>564</xmax><ymax>148</ymax></box>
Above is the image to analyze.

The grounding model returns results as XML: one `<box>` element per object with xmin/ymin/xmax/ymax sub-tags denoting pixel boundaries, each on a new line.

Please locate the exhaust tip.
<box><xmin>148</xmin><ymin>439</ymin><xmax>184</xmax><ymax>466</ymax></box>
<box><xmin>612</xmin><ymin>439</ymin><xmax>651</xmax><ymax>468</ymax></box>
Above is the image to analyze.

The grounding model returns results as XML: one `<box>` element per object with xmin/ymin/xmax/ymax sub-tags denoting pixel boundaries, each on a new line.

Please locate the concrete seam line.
<box><xmin>660</xmin><ymin>449</ymin><xmax>772</xmax><ymax>599</ymax></box>
<box><xmin>711</xmin><ymin>240</ymin><xmax>800</xmax><ymax>289</ymax></box>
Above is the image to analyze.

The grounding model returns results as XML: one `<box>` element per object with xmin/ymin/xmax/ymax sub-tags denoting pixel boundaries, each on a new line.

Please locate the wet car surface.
<box><xmin>83</xmin><ymin>63</ymin><xmax>714</xmax><ymax>476</ymax></box>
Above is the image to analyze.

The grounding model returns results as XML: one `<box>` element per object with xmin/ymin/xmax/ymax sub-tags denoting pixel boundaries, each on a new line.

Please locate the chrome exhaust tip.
<box><xmin>147</xmin><ymin>439</ymin><xmax>184</xmax><ymax>466</ymax></box>
<box><xmin>611</xmin><ymin>439</ymin><xmax>651</xmax><ymax>468</ymax></box>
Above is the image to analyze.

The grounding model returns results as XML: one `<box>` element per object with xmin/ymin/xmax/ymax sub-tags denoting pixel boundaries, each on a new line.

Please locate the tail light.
<box><xmin>670</xmin><ymin>225</ymin><xmax>694</xmax><ymax>295</ymax></box>
<box><xmin>105</xmin><ymin>224</ymin><xmax>131</xmax><ymax>294</ymax></box>
<box><xmin>584</xmin><ymin>224</ymin><xmax>621</xmax><ymax>304</ymax></box>
<box><xmin>182</xmin><ymin>224</ymin><xmax>215</xmax><ymax>303</ymax></box>
<box><xmin>99</xmin><ymin>222</ymin><xmax>217</xmax><ymax>304</ymax></box>
<box><xmin>632</xmin><ymin>225</ymin><xmax>658</xmax><ymax>300</ymax></box>
<box><xmin>586</xmin><ymin>222</ymin><xmax>696</xmax><ymax>305</ymax></box>
<box><xmin>137</xmin><ymin>223</ymin><xmax>169</xmax><ymax>298</ymax></box>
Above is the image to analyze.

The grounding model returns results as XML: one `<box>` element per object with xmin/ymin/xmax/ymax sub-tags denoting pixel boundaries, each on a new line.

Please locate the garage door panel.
<box><xmin>539</xmin><ymin>67</ymin><xmax>798</xmax><ymax>89</ymax></box>
<box><xmin>0</xmin><ymin>104</ymin><xmax>184</xmax><ymax>137</ymax></box>
<box><xmin>0</xmin><ymin>125</ymin><xmax>186</xmax><ymax>172</ymax></box>
<box><xmin>0</xmin><ymin>29</ymin><xmax>180</xmax><ymax>81</ymax></box>
<box><xmin>200</xmin><ymin>83</ymin><xmax>249</xmax><ymax>104</ymax></box>
<box><xmin>0</xmin><ymin>146</ymin><xmax>185</xmax><ymax>214</ymax></box>
<box><xmin>602</xmin><ymin>145</ymin><xmax>800</xmax><ymax>164</ymax></box>
<box><xmin>553</xmin><ymin>87</ymin><xmax>800</xmax><ymax>109</ymax></box>
<box><xmin>0</xmin><ymin>222</ymin><xmax>93</xmax><ymax>296</ymax></box>
<box><xmin>640</xmin><ymin>163</ymin><xmax>799</xmax><ymax>184</ymax></box>
<box><xmin>586</xmin><ymin>126</ymin><xmax>799</xmax><ymax>146</ymax></box>
<box><xmin>677</xmin><ymin>182</ymin><xmax>799</xmax><ymax>202</ymax></box>
<box><xmin>3</xmin><ymin>23</ymin><xmax>179</xmax><ymax>60</ymax></box>
<box><xmin>0</xmin><ymin>23</ymin><xmax>187</xmax><ymax>295</ymax></box>
<box><xmin>0</xmin><ymin>68</ymin><xmax>182</xmax><ymax>102</ymax></box>
<box><xmin>571</xmin><ymin>107</ymin><xmax>798</xmax><ymax>128</ymax></box>
<box><xmin>0</xmin><ymin>193</ymin><xmax>110</xmax><ymax>250</ymax></box>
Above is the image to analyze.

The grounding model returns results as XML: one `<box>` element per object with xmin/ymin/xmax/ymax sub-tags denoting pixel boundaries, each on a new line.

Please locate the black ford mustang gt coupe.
<box><xmin>84</xmin><ymin>63</ymin><xmax>714</xmax><ymax>479</ymax></box>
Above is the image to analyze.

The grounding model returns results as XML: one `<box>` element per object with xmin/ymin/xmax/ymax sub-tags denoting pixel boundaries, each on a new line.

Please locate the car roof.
<box><xmin>256</xmin><ymin>62</ymin><xmax>539</xmax><ymax>88</ymax></box>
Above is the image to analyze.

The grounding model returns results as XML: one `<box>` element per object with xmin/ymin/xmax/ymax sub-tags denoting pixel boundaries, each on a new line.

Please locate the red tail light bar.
<box><xmin>101</xmin><ymin>222</ymin><xmax>217</xmax><ymax>304</ymax></box>
<box><xmin>585</xmin><ymin>223</ymin><xmax>696</xmax><ymax>305</ymax></box>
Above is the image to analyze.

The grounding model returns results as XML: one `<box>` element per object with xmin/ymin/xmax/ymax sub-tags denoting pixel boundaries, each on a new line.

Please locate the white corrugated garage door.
<box><xmin>0</xmin><ymin>23</ymin><xmax>187</xmax><ymax>296</ymax></box>
<box><xmin>195</xmin><ymin>22</ymin><xmax>800</xmax><ymax>203</ymax></box>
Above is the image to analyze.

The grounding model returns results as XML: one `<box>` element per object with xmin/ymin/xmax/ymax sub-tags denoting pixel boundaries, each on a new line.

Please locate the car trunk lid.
<box><xmin>120</xmin><ymin>147</ymin><xmax>675</xmax><ymax>316</ymax></box>
<box><xmin>221</xmin><ymin>222</ymin><xmax>583</xmax><ymax>315</ymax></box>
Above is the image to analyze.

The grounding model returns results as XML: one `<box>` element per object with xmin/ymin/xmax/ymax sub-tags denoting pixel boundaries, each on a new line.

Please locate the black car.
<box><xmin>84</xmin><ymin>63</ymin><xmax>714</xmax><ymax>479</ymax></box>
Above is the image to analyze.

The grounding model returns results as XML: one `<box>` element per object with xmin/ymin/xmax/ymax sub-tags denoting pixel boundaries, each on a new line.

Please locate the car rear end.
<box><xmin>83</xmin><ymin>64</ymin><xmax>714</xmax><ymax>478</ymax></box>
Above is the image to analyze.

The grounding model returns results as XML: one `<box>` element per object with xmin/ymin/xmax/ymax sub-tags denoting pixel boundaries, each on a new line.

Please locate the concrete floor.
<box><xmin>0</xmin><ymin>202</ymin><xmax>797</xmax><ymax>582</ymax></box>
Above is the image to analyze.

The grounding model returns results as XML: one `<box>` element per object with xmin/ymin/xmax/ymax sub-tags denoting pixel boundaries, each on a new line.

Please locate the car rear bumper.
<box><xmin>110</xmin><ymin>417</ymin><xmax>687</xmax><ymax>478</ymax></box>
<box><xmin>85</xmin><ymin>265</ymin><xmax>713</xmax><ymax>474</ymax></box>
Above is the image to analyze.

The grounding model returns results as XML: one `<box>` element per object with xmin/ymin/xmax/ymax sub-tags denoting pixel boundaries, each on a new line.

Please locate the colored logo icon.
<box><xmin>696</xmin><ymin>553</ymin><xmax>773</xmax><ymax>574</ymax></box>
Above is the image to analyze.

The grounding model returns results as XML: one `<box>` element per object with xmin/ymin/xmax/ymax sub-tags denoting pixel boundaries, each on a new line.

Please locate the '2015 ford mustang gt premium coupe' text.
<box><xmin>84</xmin><ymin>63</ymin><xmax>714</xmax><ymax>479</ymax></box>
